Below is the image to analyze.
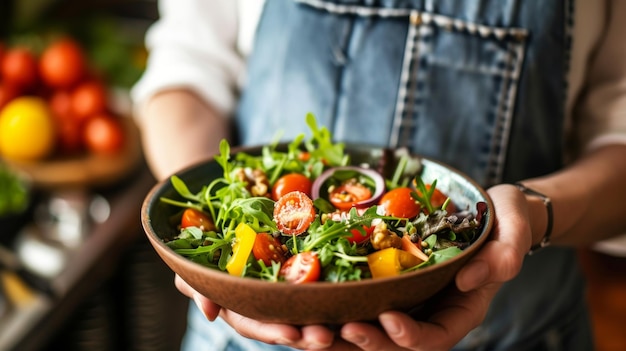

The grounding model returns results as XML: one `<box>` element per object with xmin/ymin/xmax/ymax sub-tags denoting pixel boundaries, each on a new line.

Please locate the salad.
<box><xmin>160</xmin><ymin>114</ymin><xmax>487</xmax><ymax>283</ymax></box>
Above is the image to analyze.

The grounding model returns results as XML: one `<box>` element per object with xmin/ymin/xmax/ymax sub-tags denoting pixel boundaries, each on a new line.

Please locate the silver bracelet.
<box><xmin>514</xmin><ymin>182</ymin><xmax>553</xmax><ymax>255</ymax></box>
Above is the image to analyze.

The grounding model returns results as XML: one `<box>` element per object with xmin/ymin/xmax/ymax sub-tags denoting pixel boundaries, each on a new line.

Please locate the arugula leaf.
<box><xmin>170</xmin><ymin>176</ymin><xmax>198</xmax><ymax>201</ymax></box>
<box><xmin>304</xmin><ymin>113</ymin><xmax>349</xmax><ymax>167</ymax></box>
<box><xmin>215</xmin><ymin>139</ymin><xmax>233</xmax><ymax>181</ymax></box>
<box><xmin>159</xmin><ymin>177</ymin><xmax>206</xmax><ymax>212</ymax></box>
<box><xmin>413</xmin><ymin>246</ymin><xmax>463</xmax><ymax>270</ymax></box>
<box><xmin>302</xmin><ymin>206</ymin><xmax>382</xmax><ymax>252</ymax></box>
<box><xmin>250</xmin><ymin>260</ymin><xmax>282</xmax><ymax>282</ymax></box>
<box><xmin>219</xmin><ymin>197</ymin><xmax>277</xmax><ymax>234</ymax></box>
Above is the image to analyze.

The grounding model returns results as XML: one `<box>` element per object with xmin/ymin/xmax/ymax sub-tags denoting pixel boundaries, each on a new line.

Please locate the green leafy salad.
<box><xmin>160</xmin><ymin>114</ymin><xmax>487</xmax><ymax>283</ymax></box>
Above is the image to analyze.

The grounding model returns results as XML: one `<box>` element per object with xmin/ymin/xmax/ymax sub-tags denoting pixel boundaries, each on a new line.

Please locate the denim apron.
<box><xmin>182</xmin><ymin>1</ymin><xmax>592</xmax><ymax>350</ymax></box>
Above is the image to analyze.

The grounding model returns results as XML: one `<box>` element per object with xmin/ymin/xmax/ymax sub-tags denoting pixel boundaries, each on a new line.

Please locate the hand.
<box><xmin>174</xmin><ymin>274</ymin><xmax>336</xmax><ymax>349</ymax></box>
<box><xmin>313</xmin><ymin>184</ymin><xmax>533</xmax><ymax>350</ymax></box>
<box><xmin>176</xmin><ymin>184</ymin><xmax>533</xmax><ymax>350</ymax></box>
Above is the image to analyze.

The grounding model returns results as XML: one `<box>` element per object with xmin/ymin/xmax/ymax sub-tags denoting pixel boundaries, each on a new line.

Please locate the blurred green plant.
<box><xmin>0</xmin><ymin>163</ymin><xmax>29</xmax><ymax>217</ymax></box>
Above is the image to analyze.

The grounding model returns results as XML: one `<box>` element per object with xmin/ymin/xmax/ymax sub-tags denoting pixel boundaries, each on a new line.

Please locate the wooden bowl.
<box><xmin>141</xmin><ymin>145</ymin><xmax>494</xmax><ymax>325</ymax></box>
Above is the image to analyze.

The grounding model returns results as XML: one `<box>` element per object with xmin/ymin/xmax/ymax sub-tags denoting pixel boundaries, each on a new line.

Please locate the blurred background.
<box><xmin>0</xmin><ymin>0</ymin><xmax>151</xmax><ymax>89</ymax></box>
<box><xmin>0</xmin><ymin>1</ymin><xmax>189</xmax><ymax>350</ymax></box>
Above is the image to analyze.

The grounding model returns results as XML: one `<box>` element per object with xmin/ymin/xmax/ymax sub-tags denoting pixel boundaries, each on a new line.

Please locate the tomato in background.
<box><xmin>272</xmin><ymin>173</ymin><xmax>312</xmax><ymax>200</ymax></box>
<box><xmin>273</xmin><ymin>191</ymin><xmax>316</xmax><ymax>235</ymax></box>
<box><xmin>56</xmin><ymin>119</ymin><xmax>84</xmax><ymax>155</ymax></box>
<box><xmin>329</xmin><ymin>181</ymin><xmax>372</xmax><ymax>211</ymax></box>
<box><xmin>48</xmin><ymin>89</ymin><xmax>74</xmax><ymax>121</ymax></box>
<box><xmin>39</xmin><ymin>38</ymin><xmax>86</xmax><ymax>89</ymax></box>
<box><xmin>379</xmin><ymin>187</ymin><xmax>421</xmax><ymax>219</ymax></box>
<box><xmin>252</xmin><ymin>233</ymin><xmax>286</xmax><ymax>265</ymax></box>
<box><xmin>0</xmin><ymin>82</ymin><xmax>20</xmax><ymax>109</ymax></box>
<box><xmin>83</xmin><ymin>113</ymin><xmax>124</xmax><ymax>155</ymax></box>
<box><xmin>71</xmin><ymin>80</ymin><xmax>107</xmax><ymax>121</ymax></box>
<box><xmin>280</xmin><ymin>252</ymin><xmax>320</xmax><ymax>283</ymax></box>
<box><xmin>180</xmin><ymin>208</ymin><xmax>216</xmax><ymax>232</ymax></box>
<box><xmin>1</xmin><ymin>47</ymin><xmax>38</xmax><ymax>90</ymax></box>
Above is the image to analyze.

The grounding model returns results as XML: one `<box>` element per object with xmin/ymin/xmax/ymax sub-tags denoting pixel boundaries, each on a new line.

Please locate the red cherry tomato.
<box><xmin>0</xmin><ymin>82</ymin><xmax>20</xmax><ymax>109</ymax></box>
<box><xmin>181</xmin><ymin>208</ymin><xmax>216</xmax><ymax>232</ymax></box>
<box><xmin>83</xmin><ymin>113</ymin><xmax>125</xmax><ymax>155</ymax></box>
<box><xmin>426</xmin><ymin>185</ymin><xmax>457</xmax><ymax>213</ymax></box>
<box><xmin>273</xmin><ymin>191</ymin><xmax>316</xmax><ymax>235</ymax></box>
<box><xmin>48</xmin><ymin>89</ymin><xmax>74</xmax><ymax>121</ymax></box>
<box><xmin>280</xmin><ymin>251</ymin><xmax>321</xmax><ymax>284</ymax></box>
<box><xmin>71</xmin><ymin>80</ymin><xmax>107</xmax><ymax>121</ymax></box>
<box><xmin>56</xmin><ymin>119</ymin><xmax>84</xmax><ymax>155</ymax></box>
<box><xmin>414</xmin><ymin>184</ymin><xmax>457</xmax><ymax>214</ymax></box>
<box><xmin>379</xmin><ymin>187</ymin><xmax>421</xmax><ymax>218</ymax></box>
<box><xmin>272</xmin><ymin>173</ymin><xmax>313</xmax><ymax>200</ymax></box>
<box><xmin>348</xmin><ymin>225</ymin><xmax>374</xmax><ymax>244</ymax></box>
<box><xmin>329</xmin><ymin>181</ymin><xmax>372</xmax><ymax>211</ymax></box>
<box><xmin>39</xmin><ymin>38</ymin><xmax>86</xmax><ymax>89</ymax></box>
<box><xmin>252</xmin><ymin>233</ymin><xmax>287</xmax><ymax>265</ymax></box>
<box><xmin>1</xmin><ymin>47</ymin><xmax>38</xmax><ymax>90</ymax></box>
<box><xmin>297</xmin><ymin>151</ymin><xmax>311</xmax><ymax>162</ymax></box>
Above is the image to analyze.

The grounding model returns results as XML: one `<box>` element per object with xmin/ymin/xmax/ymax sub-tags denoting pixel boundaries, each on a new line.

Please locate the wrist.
<box><xmin>514</xmin><ymin>183</ymin><xmax>553</xmax><ymax>254</ymax></box>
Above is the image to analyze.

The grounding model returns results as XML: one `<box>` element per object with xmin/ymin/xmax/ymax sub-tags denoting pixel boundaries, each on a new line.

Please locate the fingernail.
<box><xmin>193</xmin><ymin>293</ymin><xmax>215</xmax><ymax>321</ymax></box>
<box><xmin>343</xmin><ymin>331</ymin><xmax>368</xmax><ymax>345</ymax></box>
<box><xmin>275</xmin><ymin>337</ymin><xmax>297</xmax><ymax>345</ymax></box>
<box><xmin>381</xmin><ymin>316</ymin><xmax>401</xmax><ymax>336</ymax></box>
<box><xmin>306</xmin><ymin>341</ymin><xmax>332</xmax><ymax>350</ymax></box>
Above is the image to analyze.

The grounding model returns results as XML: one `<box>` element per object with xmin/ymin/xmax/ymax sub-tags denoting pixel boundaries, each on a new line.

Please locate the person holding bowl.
<box><xmin>132</xmin><ymin>1</ymin><xmax>626</xmax><ymax>350</ymax></box>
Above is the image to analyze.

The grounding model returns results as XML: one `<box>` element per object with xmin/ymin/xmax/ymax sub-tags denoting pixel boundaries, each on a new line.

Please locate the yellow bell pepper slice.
<box><xmin>226</xmin><ymin>223</ymin><xmax>257</xmax><ymax>276</ymax></box>
<box><xmin>367</xmin><ymin>248</ymin><xmax>422</xmax><ymax>279</ymax></box>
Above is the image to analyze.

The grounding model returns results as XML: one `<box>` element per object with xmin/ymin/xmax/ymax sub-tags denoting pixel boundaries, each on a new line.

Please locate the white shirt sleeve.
<box><xmin>572</xmin><ymin>0</ymin><xmax>626</xmax><ymax>154</ymax></box>
<box><xmin>130</xmin><ymin>0</ymin><xmax>245</xmax><ymax>116</ymax></box>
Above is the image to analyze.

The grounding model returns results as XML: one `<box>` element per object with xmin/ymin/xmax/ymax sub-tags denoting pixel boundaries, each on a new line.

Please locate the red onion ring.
<box><xmin>311</xmin><ymin>166</ymin><xmax>385</xmax><ymax>209</ymax></box>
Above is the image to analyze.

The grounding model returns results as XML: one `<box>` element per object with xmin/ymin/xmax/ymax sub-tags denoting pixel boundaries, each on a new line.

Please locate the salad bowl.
<box><xmin>141</xmin><ymin>143</ymin><xmax>494</xmax><ymax>325</ymax></box>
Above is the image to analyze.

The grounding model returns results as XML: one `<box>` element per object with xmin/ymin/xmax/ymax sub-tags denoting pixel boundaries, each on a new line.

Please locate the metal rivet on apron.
<box><xmin>410</xmin><ymin>12</ymin><xmax>422</xmax><ymax>26</ymax></box>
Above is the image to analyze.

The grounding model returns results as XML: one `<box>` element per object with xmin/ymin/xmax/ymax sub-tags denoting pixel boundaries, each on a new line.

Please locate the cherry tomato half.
<box><xmin>329</xmin><ymin>181</ymin><xmax>372</xmax><ymax>211</ymax></box>
<box><xmin>252</xmin><ymin>233</ymin><xmax>287</xmax><ymax>265</ymax></box>
<box><xmin>280</xmin><ymin>251</ymin><xmax>321</xmax><ymax>284</ymax></box>
<box><xmin>272</xmin><ymin>173</ymin><xmax>312</xmax><ymax>201</ymax></box>
<box><xmin>274</xmin><ymin>191</ymin><xmax>316</xmax><ymax>235</ymax></box>
<box><xmin>379</xmin><ymin>187</ymin><xmax>421</xmax><ymax>218</ymax></box>
<box><xmin>181</xmin><ymin>208</ymin><xmax>216</xmax><ymax>232</ymax></box>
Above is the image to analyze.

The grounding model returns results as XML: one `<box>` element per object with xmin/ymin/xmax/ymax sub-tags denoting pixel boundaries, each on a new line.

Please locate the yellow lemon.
<box><xmin>0</xmin><ymin>96</ymin><xmax>56</xmax><ymax>161</ymax></box>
